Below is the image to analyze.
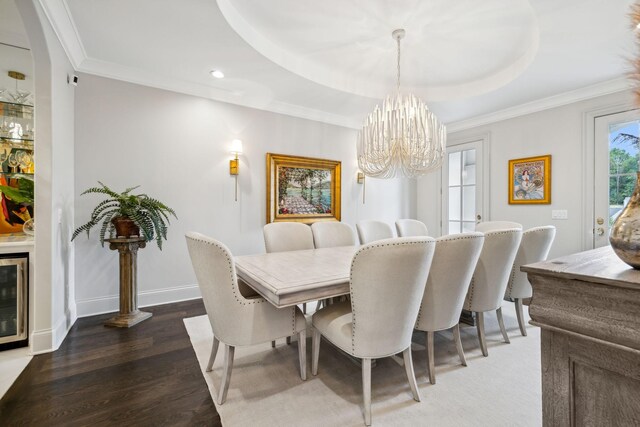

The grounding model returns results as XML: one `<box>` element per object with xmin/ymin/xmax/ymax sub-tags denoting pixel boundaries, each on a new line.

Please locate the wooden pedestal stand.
<box><xmin>104</xmin><ymin>237</ymin><xmax>152</xmax><ymax>327</ymax></box>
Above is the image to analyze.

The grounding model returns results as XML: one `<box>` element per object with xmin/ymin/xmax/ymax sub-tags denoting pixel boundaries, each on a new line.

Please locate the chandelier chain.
<box><xmin>396</xmin><ymin>35</ymin><xmax>401</xmax><ymax>92</ymax></box>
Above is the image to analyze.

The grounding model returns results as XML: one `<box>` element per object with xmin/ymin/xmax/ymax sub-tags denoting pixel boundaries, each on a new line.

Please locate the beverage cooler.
<box><xmin>0</xmin><ymin>253</ymin><xmax>27</xmax><ymax>349</ymax></box>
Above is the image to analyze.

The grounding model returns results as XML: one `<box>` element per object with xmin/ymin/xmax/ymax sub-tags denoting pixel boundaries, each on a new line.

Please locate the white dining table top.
<box><xmin>235</xmin><ymin>245</ymin><xmax>359</xmax><ymax>308</ymax></box>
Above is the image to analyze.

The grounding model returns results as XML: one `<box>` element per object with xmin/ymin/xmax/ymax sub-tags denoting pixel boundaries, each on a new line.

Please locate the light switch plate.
<box><xmin>551</xmin><ymin>210</ymin><xmax>568</xmax><ymax>220</ymax></box>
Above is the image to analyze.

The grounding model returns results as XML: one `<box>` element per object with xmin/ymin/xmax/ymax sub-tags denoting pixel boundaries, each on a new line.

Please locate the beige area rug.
<box><xmin>184</xmin><ymin>305</ymin><xmax>541</xmax><ymax>427</ymax></box>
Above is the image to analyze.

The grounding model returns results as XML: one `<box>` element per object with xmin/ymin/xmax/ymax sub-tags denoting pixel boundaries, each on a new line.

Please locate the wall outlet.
<box><xmin>551</xmin><ymin>210</ymin><xmax>568</xmax><ymax>220</ymax></box>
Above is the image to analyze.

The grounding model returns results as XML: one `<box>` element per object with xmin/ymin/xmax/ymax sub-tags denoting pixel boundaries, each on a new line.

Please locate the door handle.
<box><xmin>595</xmin><ymin>227</ymin><xmax>605</xmax><ymax>236</ymax></box>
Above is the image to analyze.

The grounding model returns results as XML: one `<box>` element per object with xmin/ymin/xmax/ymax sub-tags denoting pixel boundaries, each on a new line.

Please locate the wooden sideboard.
<box><xmin>523</xmin><ymin>246</ymin><xmax>640</xmax><ymax>426</ymax></box>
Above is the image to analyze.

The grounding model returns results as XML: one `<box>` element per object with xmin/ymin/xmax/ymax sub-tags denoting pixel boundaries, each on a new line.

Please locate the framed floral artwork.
<box><xmin>266</xmin><ymin>153</ymin><xmax>341</xmax><ymax>223</ymax></box>
<box><xmin>508</xmin><ymin>155</ymin><xmax>551</xmax><ymax>204</ymax></box>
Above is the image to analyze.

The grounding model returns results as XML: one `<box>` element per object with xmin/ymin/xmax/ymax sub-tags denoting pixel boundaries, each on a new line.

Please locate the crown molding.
<box><xmin>78</xmin><ymin>56</ymin><xmax>361</xmax><ymax>129</ymax></box>
<box><xmin>37</xmin><ymin>0</ymin><xmax>87</xmax><ymax>68</ymax></box>
<box><xmin>37</xmin><ymin>0</ymin><xmax>629</xmax><ymax>133</ymax></box>
<box><xmin>446</xmin><ymin>77</ymin><xmax>631</xmax><ymax>133</ymax></box>
<box><xmin>38</xmin><ymin>0</ymin><xmax>361</xmax><ymax>129</ymax></box>
<box><xmin>267</xmin><ymin>99</ymin><xmax>361</xmax><ymax>130</ymax></box>
<box><xmin>74</xmin><ymin>53</ymin><xmax>633</xmax><ymax>134</ymax></box>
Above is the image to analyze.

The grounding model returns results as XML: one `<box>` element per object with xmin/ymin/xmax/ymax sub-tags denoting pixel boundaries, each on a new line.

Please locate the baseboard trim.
<box><xmin>30</xmin><ymin>327</ymin><xmax>53</xmax><ymax>355</ymax></box>
<box><xmin>51</xmin><ymin>314</ymin><xmax>70</xmax><ymax>350</ymax></box>
<box><xmin>53</xmin><ymin>305</ymin><xmax>77</xmax><ymax>350</ymax></box>
<box><xmin>30</xmin><ymin>304</ymin><xmax>78</xmax><ymax>355</ymax></box>
<box><xmin>76</xmin><ymin>284</ymin><xmax>202</xmax><ymax>318</ymax></box>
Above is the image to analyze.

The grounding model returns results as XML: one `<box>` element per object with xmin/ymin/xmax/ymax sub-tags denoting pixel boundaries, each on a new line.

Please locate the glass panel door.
<box><xmin>442</xmin><ymin>140</ymin><xmax>483</xmax><ymax>235</ymax></box>
<box><xmin>594</xmin><ymin>111</ymin><xmax>640</xmax><ymax>248</ymax></box>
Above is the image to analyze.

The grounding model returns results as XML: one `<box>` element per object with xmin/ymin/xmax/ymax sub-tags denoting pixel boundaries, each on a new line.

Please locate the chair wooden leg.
<box><xmin>362</xmin><ymin>358</ymin><xmax>372</xmax><ymax>426</ymax></box>
<box><xmin>515</xmin><ymin>298</ymin><xmax>527</xmax><ymax>336</ymax></box>
<box><xmin>496</xmin><ymin>307</ymin><xmax>511</xmax><ymax>344</ymax></box>
<box><xmin>206</xmin><ymin>336</ymin><xmax>220</xmax><ymax>372</ymax></box>
<box><xmin>298</xmin><ymin>329</ymin><xmax>307</xmax><ymax>381</ymax></box>
<box><xmin>403</xmin><ymin>347</ymin><xmax>421</xmax><ymax>401</ymax></box>
<box><xmin>453</xmin><ymin>323</ymin><xmax>467</xmax><ymax>366</ymax></box>
<box><xmin>426</xmin><ymin>331</ymin><xmax>435</xmax><ymax>384</ymax></box>
<box><xmin>286</xmin><ymin>336</ymin><xmax>291</xmax><ymax>345</ymax></box>
<box><xmin>271</xmin><ymin>340</ymin><xmax>276</xmax><ymax>348</ymax></box>
<box><xmin>476</xmin><ymin>312</ymin><xmax>488</xmax><ymax>357</ymax></box>
<box><xmin>312</xmin><ymin>328</ymin><xmax>321</xmax><ymax>376</ymax></box>
<box><xmin>218</xmin><ymin>344</ymin><xmax>235</xmax><ymax>405</ymax></box>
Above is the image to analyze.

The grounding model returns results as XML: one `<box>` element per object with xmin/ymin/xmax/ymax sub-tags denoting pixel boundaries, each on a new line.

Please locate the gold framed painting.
<box><xmin>266</xmin><ymin>153</ymin><xmax>341</xmax><ymax>224</ymax></box>
<box><xmin>508</xmin><ymin>155</ymin><xmax>551</xmax><ymax>204</ymax></box>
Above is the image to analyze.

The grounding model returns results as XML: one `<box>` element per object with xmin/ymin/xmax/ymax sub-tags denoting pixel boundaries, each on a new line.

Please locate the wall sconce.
<box><xmin>230</xmin><ymin>139</ymin><xmax>243</xmax><ymax>201</ymax></box>
<box><xmin>357</xmin><ymin>172</ymin><xmax>365</xmax><ymax>204</ymax></box>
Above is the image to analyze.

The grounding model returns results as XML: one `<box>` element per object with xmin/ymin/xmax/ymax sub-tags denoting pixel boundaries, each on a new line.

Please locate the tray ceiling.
<box><xmin>4</xmin><ymin>0</ymin><xmax>637</xmax><ymax>129</ymax></box>
<box><xmin>218</xmin><ymin>0</ymin><xmax>539</xmax><ymax>101</ymax></box>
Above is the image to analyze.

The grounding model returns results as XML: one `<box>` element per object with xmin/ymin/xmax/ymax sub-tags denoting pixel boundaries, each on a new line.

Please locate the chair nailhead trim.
<box><xmin>187</xmin><ymin>236</ymin><xmax>264</xmax><ymax>307</ymax></box>
<box><xmin>416</xmin><ymin>235</ymin><xmax>483</xmax><ymax>325</ymax></box>
<box><xmin>505</xmin><ymin>227</ymin><xmax>553</xmax><ymax>298</ymax></box>
<box><xmin>291</xmin><ymin>305</ymin><xmax>296</xmax><ymax>335</ymax></box>
<box><xmin>466</xmin><ymin>229</ymin><xmax>520</xmax><ymax>310</ymax></box>
<box><xmin>437</xmin><ymin>234</ymin><xmax>483</xmax><ymax>243</ymax></box>
<box><xmin>349</xmin><ymin>239</ymin><xmax>435</xmax><ymax>355</ymax></box>
<box><xmin>465</xmin><ymin>277</ymin><xmax>475</xmax><ymax>311</ymax></box>
<box><xmin>506</xmin><ymin>266</ymin><xmax>516</xmax><ymax>296</ymax></box>
<box><xmin>188</xmin><ymin>235</ymin><xmax>298</xmax><ymax>335</ymax></box>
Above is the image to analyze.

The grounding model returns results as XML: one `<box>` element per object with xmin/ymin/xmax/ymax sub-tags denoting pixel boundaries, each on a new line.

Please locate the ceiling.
<box><xmin>2</xmin><ymin>0</ymin><xmax>636</xmax><ymax>130</ymax></box>
<box><xmin>218</xmin><ymin>0</ymin><xmax>540</xmax><ymax>101</ymax></box>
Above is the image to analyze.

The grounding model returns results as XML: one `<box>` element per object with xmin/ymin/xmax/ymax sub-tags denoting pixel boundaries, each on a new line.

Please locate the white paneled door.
<box><xmin>593</xmin><ymin>110</ymin><xmax>640</xmax><ymax>248</ymax></box>
<box><xmin>442</xmin><ymin>140</ymin><xmax>484</xmax><ymax>235</ymax></box>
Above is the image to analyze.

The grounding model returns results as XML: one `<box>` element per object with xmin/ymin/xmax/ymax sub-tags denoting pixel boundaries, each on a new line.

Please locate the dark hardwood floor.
<box><xmin>0</xmin><ymin>299</ymin><xmax>221</xmax><ymax>426</ymax></box>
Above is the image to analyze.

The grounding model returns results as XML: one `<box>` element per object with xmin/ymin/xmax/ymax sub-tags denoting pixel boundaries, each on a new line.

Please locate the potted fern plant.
<box><xmin>71</xmin><ymin>182</ymin><xmax>177</xmax><ymax>249</ymax></box>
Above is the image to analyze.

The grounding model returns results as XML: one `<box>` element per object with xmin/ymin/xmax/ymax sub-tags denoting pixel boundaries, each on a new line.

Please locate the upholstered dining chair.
<box><xmin>263</xmin><ymin>222</ymin><xmax>315</xmax><ymax>316</ymax></box>
<box><xmin>395</xmin><ymin>219</ymin><xmax>429</xmax><ymax>237</ymax></box>
<box><xmin>415</xmin><ymin>232</ymin><xmax>484</xmax><ymax>384</ymax></box>
<box><xmin>463</xmin><ymin>228</ymin><xmax>522</xmax><ymax>356</ymax></box>
<box><xmin>311</xmin><ymin>237</ymin><xmax>436</xmax><ymax>426</ymax></box>
<box><xmin>474</xmin><ymin>221</ymin><xmax>522</xmax><ymax>232</ymax></box>
<box><xmin>356</xmin><ymin>220</ymin><xmax>394</xmax><ymax>244</ymax></box>
<box><xmin>263</xmin><ymin>222</ymin><xmax>315</xmax><ymax>253</ymax></box>
<box><xmin>311</xmin><ymin>221</ymin><xmax>357</xmax><ymax>310</ymax></box>
<box><xmin>185</xmin><ymin>232</ymin><xmax>307</xmax><ymax>405</ymax></box>
<box><xmin>504</xmin><ymin>225</ymin><xmax>556</xmax><ymax>336</ymax></box>
<box><xmin>311</xmin><ymin>221</ymin><xmax>356</xmax><ymax>248</ymax></box>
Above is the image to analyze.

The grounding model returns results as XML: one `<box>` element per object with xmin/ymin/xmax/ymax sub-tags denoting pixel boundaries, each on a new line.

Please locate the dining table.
<box><xmin>234</xmin><ymin>245</ymin><xmax>359</xmax><ymax>308</ymax></box>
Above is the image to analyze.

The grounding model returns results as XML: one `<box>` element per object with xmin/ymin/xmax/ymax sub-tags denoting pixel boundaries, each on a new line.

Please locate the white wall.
<box><xmin>417</xmin><ymin>90</ymin><xmax>635</xmax><ymax>259</ymax></box>
<box><xmin>17</xmin><ymin>0</ymin><xmax>76</xmax><ymax>353</ymax></box>
<box><xmin>74</xmin><ymin>74</ymin><xmax>413</xmax><ymax>316</ymax></box>
<box><xmin>47</xmin><ymin>13</ymin><xmax>76</xmax><ymax>349</ymax></box>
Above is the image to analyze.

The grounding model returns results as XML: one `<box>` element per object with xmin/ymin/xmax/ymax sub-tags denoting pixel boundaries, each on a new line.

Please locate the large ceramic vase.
<box><xmin>610</xmin><ymin>171</ymin><xmax>640</xmax><ymax>269</ymax></box>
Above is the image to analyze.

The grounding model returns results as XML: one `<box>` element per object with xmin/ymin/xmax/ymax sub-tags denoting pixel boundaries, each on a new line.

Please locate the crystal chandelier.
<box><xmin>357</xmin><ymin>29</ymin><xmax>446</xmax><ymax>179</ymax></box>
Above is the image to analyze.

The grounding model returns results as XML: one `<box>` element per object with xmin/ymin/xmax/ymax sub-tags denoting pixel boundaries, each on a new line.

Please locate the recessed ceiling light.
<box><xmin>210</xmin><ymin>70</ymin><xmax>225</xmax><ymax>79</ymax></box>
